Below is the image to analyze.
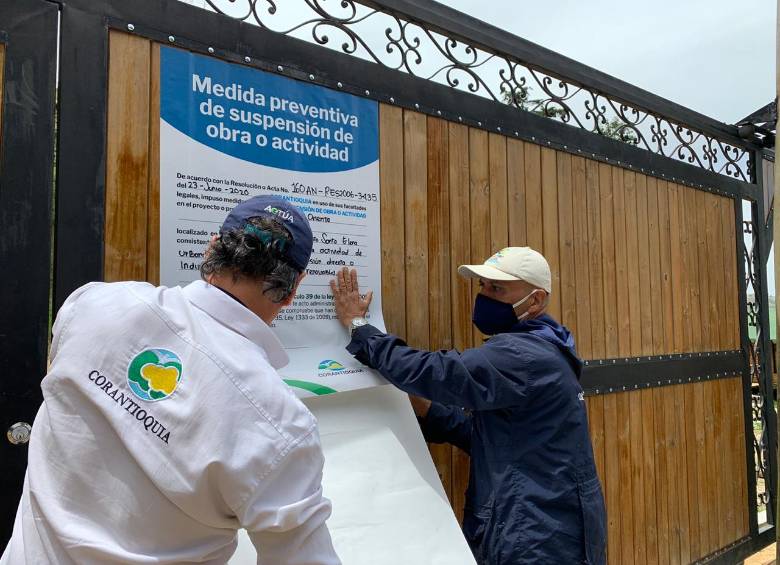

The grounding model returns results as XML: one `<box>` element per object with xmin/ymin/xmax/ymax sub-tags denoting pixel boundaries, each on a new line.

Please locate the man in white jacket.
<box><xmin>1</xmin><ymin>196</ymin><xmax>340</xmax><ymax>565</ymax></box>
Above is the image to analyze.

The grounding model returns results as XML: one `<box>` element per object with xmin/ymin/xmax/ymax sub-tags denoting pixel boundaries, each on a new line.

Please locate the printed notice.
<box><xmin>159</xmin><ymin>46</ymin><xmax>386</xmax><ymax>397</ymax></box>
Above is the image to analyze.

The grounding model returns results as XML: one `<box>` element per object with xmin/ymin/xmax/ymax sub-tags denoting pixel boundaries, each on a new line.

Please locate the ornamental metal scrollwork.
<box><xmin>743</xmin><ymin>219</ymin><xmax>774</xmax><ymax>522</ymax></box>
<box><xmin>184</xmin><ymin>0</ymin><xmax>750</xmax><ymax>181</ymax></box>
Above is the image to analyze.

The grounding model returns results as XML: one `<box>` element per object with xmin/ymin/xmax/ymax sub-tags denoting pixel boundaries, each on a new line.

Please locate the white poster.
<box><xmin>230</xmin><ymin>386</ymin><xmax>477</xmax><ymax>565</ymax></box>
<box><xmin>159</xmin><ymin>46</ymin><xmax>386</xmax><ymax>397</ymax></box>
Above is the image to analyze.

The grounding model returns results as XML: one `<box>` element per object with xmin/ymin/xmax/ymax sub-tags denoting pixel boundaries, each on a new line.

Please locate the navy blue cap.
<box><xmin>220</xmin><ymin>195</ymin><xmax>313</xmax><ymax>272</ymax></box>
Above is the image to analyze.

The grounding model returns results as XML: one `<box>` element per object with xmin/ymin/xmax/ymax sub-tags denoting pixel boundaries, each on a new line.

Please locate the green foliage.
<box><xmin>501</xmin><ymin>86</ymin><xmax>638</xmax><ymax>144</ymax></box>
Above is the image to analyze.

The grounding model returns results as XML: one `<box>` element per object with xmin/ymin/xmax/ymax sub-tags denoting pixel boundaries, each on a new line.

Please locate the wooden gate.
<box><xmin>1</xmin><ymin>0</ymin><xmax>775</xmax><ymax>562</ymax></box>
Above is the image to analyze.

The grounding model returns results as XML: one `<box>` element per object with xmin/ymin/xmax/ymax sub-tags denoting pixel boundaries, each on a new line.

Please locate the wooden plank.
<box><xmin>573</xmin><ymin>156</ymin><xmax>592</xmax><ymax>358</ymax></box>
<box><xmin>673</xmin><ymin>384</ymin><xmax>691</xmax><ymax>564</ymax></box>
<box><xmin>683</xmin><ymin>381</ymin><xmax>701</xmax><ymax>560</ymax></box>
<box><xmin>674</xmin><ymin>183</ymin><xmax>692</xmax><ymax>352</ymax></box>
<box><xmin>541</xmin><ymin>148</ymin><xmax>561</xmax><ymax>319</ymax></box>
<box><xmin>589</xmin><ymin>395</ymin><xmax>606</xmax><ymax>507</ymax></box>
<box><xmin>448</xmin><ymin>122</ymin><xmax>471</xmax><ymax>356</ymax></box>
<box><xmin>524</xmin><ymin>142</ymin><xmax>543</xmax><ymax>252</ymax></box>
<box><xmin>557</xmin><ymin>152</ymin><xmax>576</xmax><ymax>331</ymax></box>
<box><xmin>724</xmin><ymin>199</ymin><xmax>740</xmax><ymax>350</ymax></box>
<box><xmin>653</xmin><ymin>386</ymin><xmax>671</xmax><ymax>565</ymax></box>
<box><xmin>714</xmin><ymin>197</ymin><xmax>730</xmax><ymax>350</ymax></box>
<box><xmin>687</xmin><ymin>186</ymin><xmax>704</xmax><ymax>351</ymax></box>
<box><xmin>623</xmin><ymin>171</ymin><xmax>642</xmax><ymax>356</ymax></box>
<box><xmin>617</xmin><ymin>391</ymin><xmax>635</xmax><ymax>565</ymax></box>
<box><xmin>629</xmin><ymin>390</ymin><xmax>647</xmax><ymax>565</ymax></box>
<box><xmin>507</xmin><ymin>139</ymin><xmax>526</xmax><ymax>246</ymax></box>
<box><xmin>426</xmin><ymin>116</ymin><xmax>453</xmax><ymax>505</ymax></box>
<box><xmin>448</xmin><ymin>122</ymin><xmax>471</xmax><ymax>524</ymax></box>
<box><xmin>669</xmin><ymin>183</ymin><xmax>698</xmax><ymax>351</ymax></box>
<box><xmin>427</xmin><ymin>117</ymin><xmax>452</xmax><ymax>352</ymax></box>
<box><xmin>707</xmin><ymin>195</ymin><xmax>724</xmax><ymax>351</ymax></box>
<box><xmin>104</xmin><ymin>32</ymin><xmax>151</xmax><ymax>281</ymax></box>
<box><xmin>709</xmin><ymin>380</ymin><xmax>734</xmax><ymax>547</ymax></box>
<box><xmin>147</xmin><ymin>43</ymin><xmax>161</xmax><ymax>285</ymax></box>
<box><xmin>658</xmin><ymin>180</ymin><xmax>676</xmax><ymax>353</ymax></box>
<box><xmin>586</xmin><ymin>159</ymin><xmax>605</xmax><ymax>359</ymax></box>
<box><xmin>646</xmin><ymin>177</ymin><xmax>664</xmax><ymax>355</ymax></box>
<box><xmin>612</xmin><ymin>167</ymin><xmax>631</xmax><ymax>357</ymax></box>
<box><xmin>379</xmin><ymin>104</ymin><xmax>406</xmax><ymax>337</ymax></box>
<box><xmin>635</xmin><ymin>174</ymin><xmax>653</xmax><ymax>356</ymax></box>
<box><xmin>663</xmin><ymin>386</ymin><xmax>681</xmax><ymax>564</ymax></box>
<box><xmin>704</xmin><ymin>379</ymin><xmax>720</xmax><ymax>556</ymax></box>
<box><xmin>603</xmin><ymin>393</ymin><xmax>622</xmax><ymax>564</ymax></box>
<box><xmin>402</xmin><ymin>110</ymin><xmax>428</xmax><ymax>347</ymax></box>
<box><xmin>693</xmin><ymin>380</ymin><xmax>711</xmax><ymax>554</ymax></box>
<box><xmin>711</xmin><ymin>369</ymin><xmax>727</xmax><ymax>548</ymax></box>
<box><xmin>640</xmin><ymin>387</ymin><xmax>658</xmax><ymax>565</ymax></box>
<box><xmin>600</xmin><ymin>163</ymin><xmax>618</xmax><ymax>359</ymax></box>
<box><xmin>488</xmin><ymin>133</ymin><xmax>508</xmax><ymax>252</ymax></box>
<box><xmin>721</xmin><ymin>377</ymin><xmax>737</xmax><ymax>543</ymax></box>
<box><xmin>469</xmin><ymin>128</ymin><xmax>490</xmax><ymax>347</ymax></box>
<box><xmin>696</xmin><ymin>189</ymin><xmax>713</xmax><ymax>351</ymax></box>
<box><xmin>732</xmin><ymin>377</ymin><xmax>750</xmax><ymax>537</ymax></box>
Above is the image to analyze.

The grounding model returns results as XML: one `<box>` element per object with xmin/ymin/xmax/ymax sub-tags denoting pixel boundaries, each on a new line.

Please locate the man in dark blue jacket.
<box><xmin>330</xmin><ymin>247</ymin><xmax>606</xmax><ymax>565</ymax></box>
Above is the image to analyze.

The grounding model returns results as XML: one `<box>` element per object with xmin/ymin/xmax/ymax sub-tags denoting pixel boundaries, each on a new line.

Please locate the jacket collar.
<box><xmin>181</xmin><ymin>280</ymin><xmax>289</xmax><ymax>369</ymax></box>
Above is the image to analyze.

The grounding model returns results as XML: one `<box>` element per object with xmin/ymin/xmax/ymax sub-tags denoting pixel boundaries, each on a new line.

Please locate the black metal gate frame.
<box><xmin>0</xmin><ymin>0</ymin><xmax>58</xmax><ymax>548</ymax></box>
<box><xmin>43</xmin><ymin>0</ymin><xmax>775</xmax><ymax>561</ymax></box>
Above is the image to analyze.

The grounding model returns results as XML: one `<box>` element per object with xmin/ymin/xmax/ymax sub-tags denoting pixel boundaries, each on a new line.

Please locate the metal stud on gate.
<box><xmin>337</xmin><ymin>82</ymin><xmax>343</xmax><ymax>88</ymax></box>
<box><xmin>208</xmin><ymin>47</ymin><xmax>215</xmax><ymax>54</ymax></box>
<box><xmin>127</xmin><ymin>23</ymin><xmax>135</xmax><ymax>31</ymax></box>
<box><xmin>168</xmin><ymin>35</ymin><xmax>175</xmax><ymax>43</ymax></box>
<box><xmin>244</xmin><ymin>56</ymin><xmax>251</xmax><ymax>63</ymax></box>
<box><xmin>278</xmin><ymin>65</ymin><xmax>284</xmax><ymax>72</ymax></box>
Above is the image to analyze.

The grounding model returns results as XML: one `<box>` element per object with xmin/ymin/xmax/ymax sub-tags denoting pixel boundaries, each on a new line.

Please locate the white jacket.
<box><xmin>1</xmin><ymin>280</ymin><xmax>340</xmax><ymax>565</ymax></box>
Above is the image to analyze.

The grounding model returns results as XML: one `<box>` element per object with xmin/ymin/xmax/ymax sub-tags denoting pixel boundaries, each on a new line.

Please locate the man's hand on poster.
<box><xmin>330</xmin><ymin>267</ymin><xmax>373</xmax><ymax>328</ymax></box>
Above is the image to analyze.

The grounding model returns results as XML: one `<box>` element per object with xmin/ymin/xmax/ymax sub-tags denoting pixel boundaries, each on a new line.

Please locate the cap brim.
<box><xmin>457</xmin><ymin>264</ymin><xmax>520</xmax><ymax>281</ymax></box>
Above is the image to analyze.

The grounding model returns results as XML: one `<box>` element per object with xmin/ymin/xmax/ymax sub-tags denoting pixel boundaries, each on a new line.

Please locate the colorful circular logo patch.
<box><xmin>127</xmin><ymin>348</ymin><xmax>183</xmax><ymax>402</ymax></box>
<box><xmin>318</xmin><ymin>360</ymin><xmax>345</xmax><ymax>372</ymax></box>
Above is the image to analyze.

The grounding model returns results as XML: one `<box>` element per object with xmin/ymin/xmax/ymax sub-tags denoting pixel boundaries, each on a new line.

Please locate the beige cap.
<box><xmin>458</xmin><ymin>247</ymin><xmax>552</xmax><ymax>293</ymax></box>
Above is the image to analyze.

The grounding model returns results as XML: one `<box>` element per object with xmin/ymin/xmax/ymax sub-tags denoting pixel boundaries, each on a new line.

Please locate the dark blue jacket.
<box><xmin>346</xmin><ymin>315</ymin><xmax>606</xmax><ymax>565</ymax></box>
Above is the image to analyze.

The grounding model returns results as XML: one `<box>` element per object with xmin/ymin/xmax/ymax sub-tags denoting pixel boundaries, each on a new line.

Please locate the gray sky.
<box><xmin>444</xmin><ymin>0</ymin><xmax>775</xmax><ymax>124</ymax></box>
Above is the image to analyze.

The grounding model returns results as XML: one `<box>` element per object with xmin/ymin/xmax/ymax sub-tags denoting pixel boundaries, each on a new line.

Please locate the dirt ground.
<box><xmin>745</xmin><ymin>542</ymin><xmax>776</xmax><ymax>565</ymax></box>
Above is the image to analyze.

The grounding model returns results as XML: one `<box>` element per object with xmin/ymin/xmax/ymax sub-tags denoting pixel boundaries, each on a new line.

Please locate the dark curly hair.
<box><xmin>200</xmin><ymin>216</ymin><xmax>300</xmax><ymax>303</ymax></box>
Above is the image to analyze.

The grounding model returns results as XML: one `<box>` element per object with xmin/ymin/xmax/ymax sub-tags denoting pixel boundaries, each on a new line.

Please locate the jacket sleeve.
<box><xmin>420</xmin><ymin>402</ymin><xmax>473</xmax><ymax>454</ymax></box>
<box><xmin>242</xmin><ymin>428</ymin><xmax>341</xmax><ymax>565</ymax></box>
<box><xmin>346</xmin><ymin>324</ymin><xmax>530</xmax><ymax>411</ymax></box>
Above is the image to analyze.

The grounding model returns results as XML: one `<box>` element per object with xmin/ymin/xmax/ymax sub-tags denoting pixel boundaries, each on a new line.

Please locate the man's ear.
<box><xmin>527</xmin><ymin>290</ymin><xmax>547</xmax><ymax>316</ymax></box>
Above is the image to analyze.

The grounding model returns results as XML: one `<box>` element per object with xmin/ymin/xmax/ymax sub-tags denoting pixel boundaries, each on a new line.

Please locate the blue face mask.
<box><xmin>472</xmin><ymin>290</ymin><xmax>537</xmax><ymax>335</ymax></box>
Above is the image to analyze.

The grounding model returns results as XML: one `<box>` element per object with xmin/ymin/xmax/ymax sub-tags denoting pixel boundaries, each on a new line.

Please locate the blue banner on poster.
<box><xmin>161</xmin><ymin>46</ymin><xmax>378</xmax><ymax>173</ymax></box>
